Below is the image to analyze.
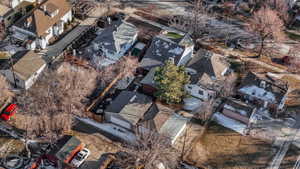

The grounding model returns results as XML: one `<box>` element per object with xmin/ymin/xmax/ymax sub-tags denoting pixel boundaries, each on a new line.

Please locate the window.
<box><xmin>198</xmin><ymin>90</ymin><xmax>204</xmax><ymax>95</ymax></box>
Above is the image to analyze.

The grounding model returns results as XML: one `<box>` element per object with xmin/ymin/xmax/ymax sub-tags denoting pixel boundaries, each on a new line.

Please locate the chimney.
<box><xmin>26</xmin><ymin>17</ymin><xmax>32</xmax><ymax>27</ymax></box>
<box><xmin>42</xmin><ymin>4</ymin><xmax>47</xmax><ymax>12</ymax></box>
<box><xmin>36</xmin><ymin>0</ymin><xmax>44</xmax><ymax>4</ymax></box>
<box><xmin>260</xmin><ymin>81</ymin><xmax>266</xmax><ymax>89</ymax></box>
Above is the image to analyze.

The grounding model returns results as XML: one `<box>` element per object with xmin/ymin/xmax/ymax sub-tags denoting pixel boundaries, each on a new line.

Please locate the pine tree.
<box><xmin>154</xmin><ymin>60</ymin><xmax>190</xmax><ymax>104</ymax></box>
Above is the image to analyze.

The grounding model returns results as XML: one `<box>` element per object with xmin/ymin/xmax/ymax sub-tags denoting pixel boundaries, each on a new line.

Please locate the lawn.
<box><xmin>185</xmin><ymin>123</ymin><xmax>276</xmax><ymax>169</ymax></box>
<box><xmin>166</xmin><ymin>32</ymin><xmax>183</xmax><ymax>39</ymax></box>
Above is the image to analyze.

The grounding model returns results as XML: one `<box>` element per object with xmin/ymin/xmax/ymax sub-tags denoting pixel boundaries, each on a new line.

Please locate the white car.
<box><xmin>71</xmin><ymin>148</ymin><xmax>90</xmax><ymax>167</ymax></box>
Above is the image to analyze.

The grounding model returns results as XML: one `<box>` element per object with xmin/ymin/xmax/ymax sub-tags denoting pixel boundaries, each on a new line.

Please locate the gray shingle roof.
<box><xmin>91</xmin><ymin>20</ymin><xmax>138</xmax><ymax>57</ymax></box>
<box><xmin>140</xmin><ymin>35</ymin><xmax>185</xmax><ymax>70</ymax></box>
<box><xmin>105</xmin><ymin>91</ymin><xmax>153</xmax><ymax>114</ymax></box>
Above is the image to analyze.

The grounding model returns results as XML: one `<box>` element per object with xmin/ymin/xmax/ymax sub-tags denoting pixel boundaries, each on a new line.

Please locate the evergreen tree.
<box><xmin>154</xmin><ymin>60</ymin><xmax>190</xmax><ymax>104</ymax></box>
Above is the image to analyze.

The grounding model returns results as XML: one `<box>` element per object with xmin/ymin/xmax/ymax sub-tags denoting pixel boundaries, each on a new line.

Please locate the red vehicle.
<box><xmin>1</xmin><ymin>104</ymin><xmax>17</xmax><ymax>121</ymax></box>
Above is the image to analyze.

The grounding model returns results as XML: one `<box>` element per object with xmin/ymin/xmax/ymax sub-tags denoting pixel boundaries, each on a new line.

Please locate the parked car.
<box><xmin>71</xmin><ymin>148</ymin><xmax>90</xmax><ymax>167</ymax></box>
<box><xmin>0</xmin><ymin>104</ymin><xmax>17</xmax><ymax>121</ymax></box>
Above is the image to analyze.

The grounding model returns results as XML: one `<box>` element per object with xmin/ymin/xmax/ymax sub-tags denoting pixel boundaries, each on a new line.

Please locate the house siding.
<box><xmin>24</xmin><ymin>63</ymin><xmax>46</xmax><ymax>90</ymax></box>
<box><xmin>178</xmin><ymin>45</ymin><xmax>194</xmax><ymax>66</ymax></box>
<box><xmin>0</xmin><ymin>69</ymin><xmax>25</xmax><ymax>89</ymax></box>
<box><xmin>105</xmin><ymin>113</ymin><xmax>132</xmax><ymax>130</ymax></box>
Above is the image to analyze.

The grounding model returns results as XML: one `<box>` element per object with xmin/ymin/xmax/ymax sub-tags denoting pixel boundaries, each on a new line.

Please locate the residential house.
<box><xmin>186</xmin><ymin>49</ymin><xmax>230</xmax><ymax>87</ymax></box>
<box><xmin>86</xmin><ymin>20</ymin><xmax>138</xmax><ymax>67</ymax></box>
<box><xmin>183</xmin><ymin>49</ymin><xmax>229</xmax><ymax>100</ymax></box>
<box><xmin>10</xmin><ymin>0</ymin><xmax>36</xmax><ymax>8</ymax></box>
<box><xmin>0</xmin><ymin>50</ymin><xmax>46</xmax><ymax>89</ymax></box>
<box><xmin>139</xmin><ymin>30</ymin><xmax>194</xmax><ymax>72</ymax></box>
<box><xmin>237</xmin><ymin>72</ymin><xmax>288</xmax><ymax>113</ymax></box>
<box><xmin>104</xmin><ymin>90</ymin><xmax>189</xmax><ymax>145</ymax></box>
<box><xmin>0</xmin><ymin>0</ymin><xmax>35</xmax><ymax>28</ymax></box>
<box><xmin>139</xmin><ymin>103</ymin><xmax>189</xmax><ymax>145</ymax></box>
<box><xmin>139</xmin><ymin>63</ymin><xmax>217</xmax><ymax>101</ymax></box>
<box><xmin>184</xmin><ymin>84</ymin><xmax>216</xmax><ymax>102</ymax></box>
<box><xmin>11</xmin><ymin>0</ymin><xmax>72</xmax><ymax>49</ymax></box>
<box><xmin>213</xmin><ymin>98</ymin><xmax>257</xmax><ymax>135</ymax></box>
<box><xmin>104</xmin><ymin>91</ymin><xmax>153</xmax><ymax>130</ymax></box>
<box><xmin>140</xmin><ymin>67</ymin><xmax>157</xmax><ymax>95</ymax></box>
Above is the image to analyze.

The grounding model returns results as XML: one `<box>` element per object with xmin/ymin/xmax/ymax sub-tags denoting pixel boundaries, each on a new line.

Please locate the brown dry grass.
<box><xmin>73</xmin><ymin>131</ymin><xmax>120</xmax><ymax>161</ymax></box>
<box><xmin>186</xmin><ymin>123</ymin><xmax>276</xmax><ymax>169</ymax></box>
<box><xmin>0</xmin><ymin>138</ymin><xmax>25</xmax><ymax>158</ymax></box>
<box><xmin>282</xmin><ymin>76</ymin><xmax>300</xmax><ymax>106</ymax></box>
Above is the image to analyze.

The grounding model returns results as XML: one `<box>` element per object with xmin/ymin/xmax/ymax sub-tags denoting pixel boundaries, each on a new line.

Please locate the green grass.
<box><xmin>166</xmin><ymin>32</ymin><xmax>183</xmax><ymax>39</ymax></box>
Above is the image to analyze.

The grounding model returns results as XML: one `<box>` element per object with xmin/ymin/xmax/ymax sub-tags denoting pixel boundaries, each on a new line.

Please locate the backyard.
<box><xmin>186</xmin><ymin>123</ymin><xmax>277</xmax><ymax>169</ymax></box>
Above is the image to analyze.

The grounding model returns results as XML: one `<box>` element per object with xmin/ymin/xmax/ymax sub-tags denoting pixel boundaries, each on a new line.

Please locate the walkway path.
<box><xmin>268</xmin><ymin>115</ymin><xmax>300</xmax><ymax>169</ymax></box>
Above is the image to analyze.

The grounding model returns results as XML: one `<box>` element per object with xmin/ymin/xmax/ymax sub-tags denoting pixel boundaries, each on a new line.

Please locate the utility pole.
<box><xmin>9</xmin><ymin>56</ymin><xmax>17</xmax><ymax>88</ymax></box>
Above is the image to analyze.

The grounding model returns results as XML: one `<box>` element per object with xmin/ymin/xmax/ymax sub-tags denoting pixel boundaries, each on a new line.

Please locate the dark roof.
<box><xmin>222</xmin><ymin>99</ymin><xmax>255</xmax><ymax>118</ymax></box>
<box><xmin>140</xmin><ymin>67</ymin><xmax>156</xmax><ymax>88</ymax></box>
<box><xmin>139</xmin><ymin>103</ymin><xmax>174</xmax><ymax>132</ymax></box>
<box><xmin>187</xmin><ymin>49</ymin><xmax>229</xmax><ymax>84</ymax></box>
<box><xmin>49</xmin><ymin>135</ymin><xmax>82</xmax><ymax>161</ymax></box>
<box><xmin>238</xmin><ymin>72</ymin><xmax>288</xmax><ymax>104</ymax></box>
<box><xmin>89</xmin><ymin>20</ymin><xmax>138</xmax><ymax>55</ymax></box>
<box><xmin>0</xmin><ymin>50</ymin><xmax>27</xmax><ymax>70</ymax></box>
<box><xmin>105</xmin><ymin>91</ymin><xmax>153</xmax><ymax>114</ymax></box>
<box><xmin>140</xmin><ymin>36</ymin><xmax>185</xmax><ymax>70</ymax></box>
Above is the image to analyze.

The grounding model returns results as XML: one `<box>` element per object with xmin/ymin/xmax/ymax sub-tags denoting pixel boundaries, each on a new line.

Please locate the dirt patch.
<box><xmin>73</xmin><ymin>131</ymin><xmax>120</xmax><ymax>161</ymax></box>
<box><xmin>186</xmin><ymin>123</ymin><xmax>276</xmax><ymax>169</ymax></box>
<box><xmin>126</xmin><ymin>16</ymin><xmax>161</xmax><ymax>43</ymax></box>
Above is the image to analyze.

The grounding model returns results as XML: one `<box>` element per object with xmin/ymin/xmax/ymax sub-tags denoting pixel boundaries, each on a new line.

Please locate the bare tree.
<box><xmin>287</xmin><ymin>46</ymin><xmax>300</xmax><ymax>73</ymax></box>
<box><xmin>0</xmin><ymin>22</ymin><xmax>6</xmax><ymax>41</ymax></box>
<box><xmin>0</xmin><ymin>74</ymin><xmax>13</xmax><ymax>106</ymax></box>
<box><xmin>56</xmin><ymin>62</ymin><xmax>98</xmax><ymax>116</ymax></box>
<box><xmin>247</xmin><ymin>7</ymin><xmax>286</xmax><ymax>57</ymax></box>
<box><xmin>98</xmin><ymin>55</ymin><xmax>139</xmax><ymax>85</ymax></box>
<box><xmin>220</xmin><ymin>73</ymin><xmax>238</xmax><ymax>97</ymax></box>
<box><xmin>0</xmin><ymin>0</ymin><xmax>10</xmax><ymax>7</ymax></box>
<box><xmin>266</xmin><ymin>0</ymin><xmax>291</xmax><ymax>25</ymax></box>
<box><xmin>17</xmin><ymin>63</ymin><xmax>98</xmax><ymax>141</ymax></box>
<box><xmin>197</xmin><ymin>99</ymin><xmax>215</xmax><ymax>122</ymax></box>
<box><xmin>113</xmin><ymin>132</ymin><xmax>179</xmax><ymax>169</ymax></box>
<box><xmin>169</xmin><ymin>0</ymin><xmax>211</xmax><ymax>38</ymax></box>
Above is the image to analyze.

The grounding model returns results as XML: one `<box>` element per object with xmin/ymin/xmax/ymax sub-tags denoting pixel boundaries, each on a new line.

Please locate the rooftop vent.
<box><xmin>260</xmin><ymin>81</ymin><xmax>266</xmax><ymax>88</ymax></box>
<box><xmin>169</xmin><ymin>57</ymin><xmax>175</xmax><ymax>64</ymax></box>
<box><xmin>130</xmin><ymin>95</ymin><xmax>137</xmax><ymax>102</ymax></box>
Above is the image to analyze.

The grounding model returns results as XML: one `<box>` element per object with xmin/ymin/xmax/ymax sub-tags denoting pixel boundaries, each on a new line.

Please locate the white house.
<box><xmin>0</xmin><ymin>50</ymin><xmax>46</xmax><ymax>89</ymax></box>
<box><xmin>184</xmin><ymin>84</ymin><xmax>216</xmax><ymax>101</ymax></box>
<box><xmin>11</xmin><ymin>0</ymin><xmax>72</xmax><ymax>49</ymax></box>
<box><xmin>10</xmin><ymin>0</ymin><xmax>36</xmax><ymax>8</ymax></box>
<box><xmin>86</xmin><ymin>20</ymin><xmax>138</xmax><ymax>67</ymax></box>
